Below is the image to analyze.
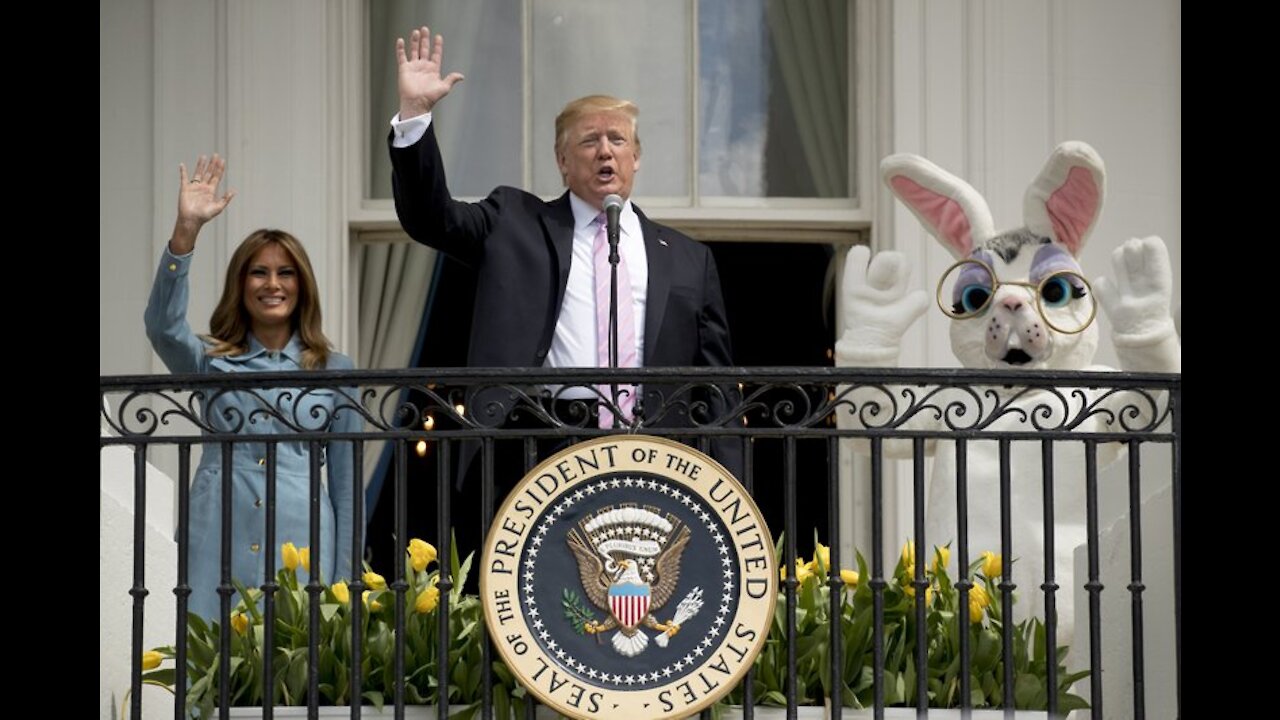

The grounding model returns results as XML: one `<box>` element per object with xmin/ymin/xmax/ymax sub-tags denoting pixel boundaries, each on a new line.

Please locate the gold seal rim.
<box><xmin>480</xmin><ymin>435</ymin><xmax>777</xmax><ymax>720</ymax></box>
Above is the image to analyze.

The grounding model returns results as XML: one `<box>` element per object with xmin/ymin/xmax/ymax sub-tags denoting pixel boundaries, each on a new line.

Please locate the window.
<box><xmin>364</xmin><ymin>0</ymin><xmax>857</xmax><ymax>212</ymax></box>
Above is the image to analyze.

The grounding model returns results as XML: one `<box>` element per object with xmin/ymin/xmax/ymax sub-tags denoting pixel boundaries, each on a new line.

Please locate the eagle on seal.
<box><xmin>566</xmin><ymin>504</ymin><xmax>692</xmax><ymax>657</ymax></box>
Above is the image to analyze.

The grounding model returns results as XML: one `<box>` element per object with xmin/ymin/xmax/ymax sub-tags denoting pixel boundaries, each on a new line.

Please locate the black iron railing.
<box><xmin>101</xmin><ymin>367</ymin><xmax>1180</xmax><ymax>720</ymax></box>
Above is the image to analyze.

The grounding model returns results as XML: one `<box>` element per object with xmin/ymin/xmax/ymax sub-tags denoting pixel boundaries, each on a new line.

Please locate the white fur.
<box><xmin>837</xmin><ymin>142</ymin><xmax>1179</xmax><ymax>645</ymax></box>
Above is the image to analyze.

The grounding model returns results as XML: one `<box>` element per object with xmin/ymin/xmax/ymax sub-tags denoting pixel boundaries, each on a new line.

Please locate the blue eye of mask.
<box><xmin>954</xmin><ymin>284</ymin><xmax>992</xmax><ymax>315</ymax></box>
<box><xmin>1039</xmin><ymin>274</ymin><xmax>1084</xmax><ymax>308</ymax></box>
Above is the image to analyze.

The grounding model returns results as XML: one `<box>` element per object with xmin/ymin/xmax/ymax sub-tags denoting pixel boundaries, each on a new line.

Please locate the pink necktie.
<box><xmin>593</xmin><ymin>213</ymin><xmax>637</xmax><ymax>428</ymax></box>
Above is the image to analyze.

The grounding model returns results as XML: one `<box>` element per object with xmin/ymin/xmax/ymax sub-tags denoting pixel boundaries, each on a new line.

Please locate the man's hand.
<box><xmin>396</xmin><ymin>25</ymin><xmax>465</xmax><ymax>120</ymax></box>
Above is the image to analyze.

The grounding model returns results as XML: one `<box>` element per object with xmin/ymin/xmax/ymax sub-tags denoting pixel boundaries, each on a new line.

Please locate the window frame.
<box><xmin>346</xmin><ymin>0</ymin><xmax>876</xmax><ymax>228</ymax></box>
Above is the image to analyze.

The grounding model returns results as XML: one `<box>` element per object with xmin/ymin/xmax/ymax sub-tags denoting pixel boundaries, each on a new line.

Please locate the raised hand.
<box><xmin>171</xmin><ymin>154</ymin><xmax>236</xmax><ymax>255</ymax></box>
<box><xmin>396</xmin><ymin>25</ymin><xmax>465</xmax><ymax>119</ymax></box>
<box><xmin>835</xmin><ymin>245</ymin><xmax>929</xmax><ymax>365</ymax></box>
<box><xmin>1094</xmin><ymin>235</ymin><xmax>1176</xmax><ymax>341</ymax></box>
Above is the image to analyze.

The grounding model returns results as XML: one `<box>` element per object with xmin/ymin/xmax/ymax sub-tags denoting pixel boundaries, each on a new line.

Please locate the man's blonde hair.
<box><xmin>554</xmin><ymin>95</ymin><xmax>641</xmax><ymax>157</ymax></box>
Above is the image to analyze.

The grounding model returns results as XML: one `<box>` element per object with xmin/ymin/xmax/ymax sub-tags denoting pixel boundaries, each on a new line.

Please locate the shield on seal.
<box><xmin>608</xmin><ymin>582</ymin><xmax>651</xmax><ymax>630</ymax></box>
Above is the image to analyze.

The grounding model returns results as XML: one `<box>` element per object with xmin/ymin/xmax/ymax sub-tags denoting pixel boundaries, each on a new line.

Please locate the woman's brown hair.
<box><xmin>204</xmin><ymin>229</ymin><xmax>331</xmax><ymax>369</ymax></box>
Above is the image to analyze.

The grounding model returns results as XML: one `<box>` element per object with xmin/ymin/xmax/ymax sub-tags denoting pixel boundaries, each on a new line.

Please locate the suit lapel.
<box><xmin>636</xmin><ymin>206</ymin><xmax>672</xmax><ymax>365</ymax></box>
<box><xmin>539</xmin><ymin>193</ymin><xmax>576</xmax><ymax>312</ymax></box>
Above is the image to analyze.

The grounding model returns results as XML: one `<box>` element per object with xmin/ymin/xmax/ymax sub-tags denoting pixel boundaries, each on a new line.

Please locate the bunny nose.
<box><xmin>999</xmin><ymin>296</ymin><xmax>1024</xmax><ymax>313</ymax></box>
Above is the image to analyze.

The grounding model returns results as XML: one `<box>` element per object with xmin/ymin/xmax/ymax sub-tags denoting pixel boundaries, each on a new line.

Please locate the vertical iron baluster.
<box><xmin>870</xmin><ymin>438</ymin><xmax>884</xmax><ymax>720</ymax></box>
<box><xmin>309</xmin><ymin>439</ymin><xmax>323</xmax><ymax>720</ymax></box>
<box><xmin>262</xmin><ymin>442</ymin><xmax>278</xmax><ymax>720</ymax></box>
<box><xmin>784</xmin><ymin>435</ymin><xmax>798</xmax><ymax>720</ymax></box>
<box><xmin>524</xmin><ymin>437</ymin><xmax>538</xmax><ymax>473</ymax></box>
<box><xmin>827</xmin><ymin>436</ymin><xmax>843</xmax><ymax>720</ymax></box>
<box><xmin>350</xmin><ymin>438</ymin><xmax>365</xmax><ymax>720</ymax></box>
<box><xmin>394</xmin><ymin>440</ymin><xmax>408</xmax><ymax>720</ymax></box>
<box><xmin>218</xmin><ymin>441</ymin><xmax>233</xmax><ymax>720</ymax></box>
<box><xmin>130</xmin><ymin>443</ymin><xmax>148</xmax><ymax>720</ymax></box>
<box><xmin>523</xmin><ymin>437</ymin><xmax>538</xmax><ymax>720</ymax></box>
<box><xmin>1127</xmin><ymin>439</ymin><xmax>1146</xmax><ymax>720</ymax></box>
<box><xmin>437</xmin><ymin>440</ymin><xmax>452</xmax><ymax>720</ymax></box>
<box><xmin>1041</xmin><ymin>440</ymin><xmax>1057</xmax><ymax>717</ymax></box>
<box><xmin>743</xmin><ymin>437</ymin><xmax>755</xmax><ymax>720</ymax></box>
<box><xmin>955</xmin><ymin>440</ymin><xmax>970</xmax><ymax>720</ymax></box>
<box><xmin>482</xmin><ymin>437</ymin><xmax>495</xmax><ymax>720</ymax></box>
<box><xmin>174</xmin><ymin>443</ymin><xmax>192</xmax><ymax>720</ymax></box>
<box><xmin>999</xmin><ymin>439</ymin><xmax>1014</xmax><ymax>717</ymax></box>
<box><xmin>1084</xmin><ymin>440</ymin><xmax>1102</xmax><ymax>720</ymax></box>
<box><xmin>1170</xmin><ymin>387</ymin><xmax>1181</xmax><ymax>720</ymax></box>
<box><xmin>912</xmin><ymin>438</ymin><xmax>927</xmax><ymax>719</ymax></box>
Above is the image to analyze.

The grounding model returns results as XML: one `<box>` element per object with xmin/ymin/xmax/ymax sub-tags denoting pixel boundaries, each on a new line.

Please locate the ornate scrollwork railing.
<box><xmin>100</xmin><ymin>367</ymin><xmax>1177</xmax><ymax>442</ymax></box>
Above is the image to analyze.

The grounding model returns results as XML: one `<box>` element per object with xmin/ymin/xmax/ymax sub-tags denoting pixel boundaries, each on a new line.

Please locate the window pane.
<box><xmin>698</xmin><ymin>0</ymin><xmax>850</xmax><ymax>199</ymax></box>
<box><xmin>368</xmin><ymin>0</ymin><xmax>522</xmax><ymax>199</ymax></box>
<box><xmin>530</xmin><ymin>0</ymin><xmax>690</xmax><ymax>199</ymax></box>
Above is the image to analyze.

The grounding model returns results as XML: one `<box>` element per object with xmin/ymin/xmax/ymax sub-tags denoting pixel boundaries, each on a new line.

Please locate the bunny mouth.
<box><xmin>1001</xmin><ymin>349</ymin><xmax>1034</xmax><ymax>365</ymax></box>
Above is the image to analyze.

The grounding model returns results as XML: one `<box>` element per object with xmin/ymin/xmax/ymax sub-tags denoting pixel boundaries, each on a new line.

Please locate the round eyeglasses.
<box><xmin>935</xmin><ymin>258</ymin><xmax>1098</xmax><ymax>335</ymax></box>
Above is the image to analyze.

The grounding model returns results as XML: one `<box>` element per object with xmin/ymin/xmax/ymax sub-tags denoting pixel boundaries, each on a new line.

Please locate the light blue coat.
<box><xmin>144</xmin><ymin>248</ymin><xmax>358</xmax><ymax>621</ymax></box>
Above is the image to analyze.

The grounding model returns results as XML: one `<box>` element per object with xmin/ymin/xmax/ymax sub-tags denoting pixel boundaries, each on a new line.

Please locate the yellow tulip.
<box><xmin>970</xmin><ymin>582</ymin><xmax>991</xmax><ymax>607</ymax></box>
<box><xmin>331</xmin><ymin>581</ymin><xmax>350</xmax><ymax>604</ymax></box>
<box><xmin>968</xmin><ymin>583</ymin><xmax>991</xmax><ymax>623</ymax></box>
<box><xmin>282</xmin><ymin>542</ymin><xmax>300</xmax><ymax>572</ymax></box>
<box><xmin>931</xmin><ymin>546</ymin><xmax>950</xmax><ymax>574</ymax></box>
<box><xmin>813</xmin><ymin>542</ymin><xmax>830</xmax><ymax>572</ymax></box>
<box><xmin>230</xmin><ymin>612</ymin><xmax>249</xmax><ymax>635</ymax></box>
<box><xmin>415</xmin><ymin>585</ymin><xmax>441</xmax><ymax>614</ymax></box>
<box><xmin>969</xmin><ymin>598</ymin><xmax>985</xmax><ymax>623</ymax></box>
<box><xmin>299</xmin><ymin>547</ymin><xmax>311</xmax><ymax>573</ymax></box>
<box><xmin>780</xmin><ymin>559</ymin><xmax>814</xmax><ymax>584</ymax></box>
<box><xmin>901</xmin><ymin>540</ymin><xmax>915</xmax><ymax>568</ymax></box>
<box><xmin>840</xmin><ymin>569</ymin><xmax>859</xmax><ymax>589</ymax></box>
<box><xmin>141</xmin><ymin>650</ymin><xmax>163</xmax><ymax>671</ymax></box>
<box><xmin>363</xmin><ymin>570</ymin><xmax>387</xmax><ymax>591</ymax></box>
<box><xmin>981</xmin><ymin>551</ymin><xmax>1003</xmax><ymax>579</ymax></box>
<box><xmin>370</xmin><ymin>598</ymin><xmax>383</xmax><ymax>612</ymax></box>
<box><xmin>408</xmin><ymin>538</ymin><xmax>438</xmax><ymax>572</ymax></box>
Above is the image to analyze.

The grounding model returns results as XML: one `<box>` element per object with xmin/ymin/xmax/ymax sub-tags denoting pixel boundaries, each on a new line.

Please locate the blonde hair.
<box><xmin>205</xmin><ymin>229</ymin><xmax>331</xmax><ymax>369</ymax></box>
<box><xmin>554</xmin><ymin>95</ymin><xmax>641</xmax><ymax>157</ymax></box>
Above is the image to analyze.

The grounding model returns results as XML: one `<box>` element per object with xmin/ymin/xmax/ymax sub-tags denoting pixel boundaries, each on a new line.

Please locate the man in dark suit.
<box><xmin>387</xmin><ymin>26</ymin><xmax>740</xmax><ymax>556</ymax></box>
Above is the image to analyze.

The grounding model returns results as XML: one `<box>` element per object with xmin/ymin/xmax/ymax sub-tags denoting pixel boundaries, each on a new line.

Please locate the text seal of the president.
<box><xmin>481</xmin><ymin>436</ymin><xmax>776</xmax><ymax>720</ymax></box>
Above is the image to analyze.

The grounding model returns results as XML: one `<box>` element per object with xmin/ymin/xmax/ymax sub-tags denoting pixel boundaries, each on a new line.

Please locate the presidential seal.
<box><xmin>481</xmin><ymin>436</ymin><xmax>776</xmax><ymax>720</ymax></box>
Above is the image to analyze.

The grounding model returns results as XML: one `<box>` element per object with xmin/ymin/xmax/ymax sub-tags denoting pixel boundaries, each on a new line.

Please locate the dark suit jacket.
<box><xmin>388</xmin><ymin>124</ymin><xmax>742</xmax><ymax>477</ymax></box>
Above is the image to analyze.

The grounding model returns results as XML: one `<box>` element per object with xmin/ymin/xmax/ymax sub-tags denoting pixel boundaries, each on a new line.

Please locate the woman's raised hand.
<box><xmin>171</xmin><ymin>154</ymin><xmax>236</xmax><ymax>254</ymax></box>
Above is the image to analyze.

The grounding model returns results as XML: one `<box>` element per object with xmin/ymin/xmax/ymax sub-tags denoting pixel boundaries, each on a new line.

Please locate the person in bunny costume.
<box><xmin>835</xmin><ymin>141</ymin><xmax>1180</xmax><ymax>641</ymax></box>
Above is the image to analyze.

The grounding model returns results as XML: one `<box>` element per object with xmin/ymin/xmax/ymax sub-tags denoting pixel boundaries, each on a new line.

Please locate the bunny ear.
<box><xmin>1024</xmin><ymin>141</ymin><xmax>1106</xmax><ymax>257</ymax></box>
<box><xmin>881</xmin><ymin>153</ymin><xmax>994</xmax><ymax>260</ymax></box>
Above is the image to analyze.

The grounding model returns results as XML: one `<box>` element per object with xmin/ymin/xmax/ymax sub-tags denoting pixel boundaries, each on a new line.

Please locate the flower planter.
<box><xmin>226</xmin><ymin>706</ymin><xmax>466</xmax><ymax>718</ymax></box>
<box><xmin>830</xmin><ymin>710</ymin><xmax>1051</xmax><ymax>719</ymax></box>
<box><xmin>712</xmin><ymin>706</ymin><xmax>827</xmax><ymax>720</ymax></box>
<box><xmin>712</xmin><ymin>704</ymin><xmax>1053</xmax><ymax>720</ymax></box>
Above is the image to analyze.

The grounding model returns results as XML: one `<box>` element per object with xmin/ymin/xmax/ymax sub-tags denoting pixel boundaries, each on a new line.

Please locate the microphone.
<box><xmin>603</xmin><ymin>193</ymin><xmax>623</xmax><ymax>260</ymax></box>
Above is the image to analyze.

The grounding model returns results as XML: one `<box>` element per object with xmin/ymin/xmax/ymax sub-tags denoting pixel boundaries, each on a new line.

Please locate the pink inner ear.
<box><xmin>1046</xmin><ymin>166</ymin><xmax>1100</xmax><ymax>256</ymax></box>
<box><xmin>890</xmin><ymin>176</ymin><xmax>973</xmax><ymax>256</ymax></box>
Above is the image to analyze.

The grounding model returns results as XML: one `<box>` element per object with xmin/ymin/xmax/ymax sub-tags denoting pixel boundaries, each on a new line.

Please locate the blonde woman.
<box><xmin>145</xmin><ymin>154</ymin><xmax>358</xmax><ymax>620</ymax></box>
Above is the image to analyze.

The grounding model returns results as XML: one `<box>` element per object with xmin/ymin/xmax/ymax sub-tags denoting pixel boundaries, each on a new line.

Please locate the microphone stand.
<box><xmin>607</xmin><ymin>207</ymin><xmax>621</xmax><ymax>430</ymax></box>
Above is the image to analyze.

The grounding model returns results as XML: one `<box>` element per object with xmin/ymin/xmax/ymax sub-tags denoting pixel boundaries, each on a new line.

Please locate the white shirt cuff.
<box><xmin>390</xmin><ymin>111</ymin><xmax>432</xmax><ymax>148</ymax></box>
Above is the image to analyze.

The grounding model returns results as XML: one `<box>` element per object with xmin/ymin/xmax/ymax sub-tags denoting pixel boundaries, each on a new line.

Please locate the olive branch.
<box><xmin>561</xmin><ymin>588</ymin><xmax>598</xmax><ymax>635</ymax></box>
